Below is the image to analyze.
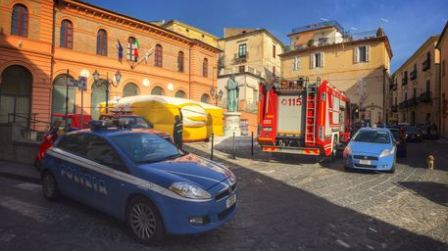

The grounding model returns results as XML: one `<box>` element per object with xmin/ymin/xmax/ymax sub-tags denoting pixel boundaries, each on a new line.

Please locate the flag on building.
<box><xmin>133</xmin><ymin>39</ymin><xmax>140</xmax><ymax>61</ymax></box>
<box><xmin>116</xmin><ymin>40</ymin><xmax>123</xmax><ymax>62</ymax></box>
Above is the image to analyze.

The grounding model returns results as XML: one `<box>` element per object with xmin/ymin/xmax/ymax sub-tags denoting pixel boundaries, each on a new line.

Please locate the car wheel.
<box><xmin>42</xmin><ymin>171</ymin><xmax>60</xmax><ymax>201</ymax></box>
<box><xmin>127</xmin><ymin>196</ymin><xmax>165</xmax><ymax>244</ymax></box>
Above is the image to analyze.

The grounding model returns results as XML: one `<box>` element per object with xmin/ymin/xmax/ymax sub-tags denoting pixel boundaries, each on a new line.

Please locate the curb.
<box><xmin>0</xmin><ymin>171</ymin><xmax>41</xmax><ymax>184</ymax></box>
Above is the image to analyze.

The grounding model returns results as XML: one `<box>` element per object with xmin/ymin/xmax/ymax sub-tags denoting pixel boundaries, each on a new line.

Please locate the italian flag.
<box><xmin>134</xmin><ymin>38</ymin><xmax>139</xmax><ymax>60</ymax></box>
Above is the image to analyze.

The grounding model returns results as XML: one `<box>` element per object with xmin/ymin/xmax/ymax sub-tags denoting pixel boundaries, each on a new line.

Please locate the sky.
<box><xmin>86</xmin><ymin>0</ymin><xmax>448</xmax><ymax>72</ymax></box>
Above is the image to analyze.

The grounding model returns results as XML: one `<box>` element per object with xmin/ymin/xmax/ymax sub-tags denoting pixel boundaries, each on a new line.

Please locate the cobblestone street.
<box><xmin>0</xmin><ymin>140</ymin><xmax>447</xmax><ymax>250</ymax></box>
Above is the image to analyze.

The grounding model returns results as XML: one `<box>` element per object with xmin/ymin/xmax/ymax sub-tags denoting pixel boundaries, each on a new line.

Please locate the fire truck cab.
<box><xmin>258</xmin><ymin>78</ymin><xmax>351</xmax><ymax>160</ymax></box>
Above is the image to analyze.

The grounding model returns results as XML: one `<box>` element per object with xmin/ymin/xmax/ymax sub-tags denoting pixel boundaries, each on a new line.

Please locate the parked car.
<box><xmin>41</xmin><ymin>122</ymin><xmax>237</xmax><ymax>243</ymax></box>
<box><xmin>389</xmin><ymin>128</ymin><xmax>406</xmax><ymax>158</ymax></box>
<box><xmin>343</xmin><ymin>127</ymin><xmax>396</xmax><ymax>173</ymax></box>
<box><xmin>99</xmin><ymin>113</ymin><xmax>171</xmax><ymax>142</ymax></box>
<box><xmin>404</xmin><ymin>126</ymin><xmax>423</xmax><ymax>142</ymax></box>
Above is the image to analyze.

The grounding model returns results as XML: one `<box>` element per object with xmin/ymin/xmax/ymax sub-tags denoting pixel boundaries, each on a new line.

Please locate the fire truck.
<box><xmin>257</xmin><ymin>78</ymin><xmax>351</xmax><ymax>160</ymax></box>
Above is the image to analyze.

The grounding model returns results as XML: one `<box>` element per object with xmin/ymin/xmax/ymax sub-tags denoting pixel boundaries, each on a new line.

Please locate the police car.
<box><xmin>41</xmin><ymin>121</ymin><xmax>237</xmax><ymax>243</ymax></box>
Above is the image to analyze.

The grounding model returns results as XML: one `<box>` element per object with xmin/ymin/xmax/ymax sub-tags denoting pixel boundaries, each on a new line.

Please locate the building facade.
<box><xmin>281</xmin><ymin>21</ymin><xmax>392</xmax><ymax>124</ymax></box>
<box><xmin>392</xmin><ymin>36</ymin><xmax>440</xmax><ymax>127</ymax></box>
<box><xmin>0</xmin><ymin>0</ymin><xmax>219</xmax><ymax>131</ymax></box>
<box><xmin>437</xmin><ymin>22</ymin><xmax>448</xmax><ymax>138</ymax></box>
<box><xmin>216</xmin><ymin>28</ymin><xmax>284</xmax><ymax>134</ymax></box>
<box><xmin>160</xmin><ymin>19</ymin><xmax>219</xmax><ymax>48</ymax></box>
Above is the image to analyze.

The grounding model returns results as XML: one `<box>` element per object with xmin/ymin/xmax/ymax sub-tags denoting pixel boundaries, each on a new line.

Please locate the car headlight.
<box><xmin>379</xmin><ymin>147</ymin><xmax>395</xmax><ymax>157</ymax></box>
<box><xmin>169</xmin><ymin>182</ymin><xmax>211</xmax><ymax>200</ymax></box>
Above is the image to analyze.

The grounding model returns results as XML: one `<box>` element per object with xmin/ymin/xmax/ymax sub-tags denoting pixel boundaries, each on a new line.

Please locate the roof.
<box><xmin>436</xmin><ymin>21</ymin><xmax>448</xmax><ymax>49</ymax></box>
<box><xmin>162</xmin><ymin>19</ymin><xmax>219</xmax><ymax>40</ymax></box>
<box><xmin>280</xmin><ymin>35</ymin><xmax>393</xmax><ymax>59</ymax></box>
<box><xmin>288</xmin><ymin>21</ymin><xmax>345</xmax><ymax>37</ymax></box>
<box><xmin>68</xmin><ymin>0</ymin><xmax>220</xmax><ymax>53</ymax></box>
<box><xmin>394</xmin><ymin>36</ymin><xmax>439</xmax><ymax>74</ymax></box>
<box><xmin>218</xmin><ymin>28</ymin><xmax>285</xmax><ymax>49</ymax></box>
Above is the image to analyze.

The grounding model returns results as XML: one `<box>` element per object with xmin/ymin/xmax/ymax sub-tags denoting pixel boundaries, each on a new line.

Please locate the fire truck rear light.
<box><xmin>263</xmin><ymin>127</ymin><xmax>272</xmax><ymax>132</ymax></box>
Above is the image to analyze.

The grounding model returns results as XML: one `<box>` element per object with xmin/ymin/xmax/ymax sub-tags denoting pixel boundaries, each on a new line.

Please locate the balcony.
<box><xmin>422</xmin><ymin>59</ymin><xmax>431</xmax><ymax>71</ymax></box>
<box><xmin>419</xmin><ymin>91</ymin><xmax>431</xmax><ymax>103</ymax></box>
<box><xmin>410</xmin><ymin>70</ymin><xmax>417</xmax><ymax>80</ymax></box>
<box><xmin>233</xmin><ymin>52</ymin><xmax>248</xmax><ymax>64</ymax></box>
<box><xmin>408</xmin><ymin>96</ymin><xmax>418</xmax><ymax>107</ymax></box>
<box><xmin>402</xmin><ymin>77</ymin><xmax>408</xmax><ymax>85</ymax></box>
<box><xmin>398</xmin><ymin>100</ymin><xmax>408</xmax><ymax>109</ymax></box>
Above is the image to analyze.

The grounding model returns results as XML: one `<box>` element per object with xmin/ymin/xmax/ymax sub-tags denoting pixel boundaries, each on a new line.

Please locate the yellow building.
<box><xmin>393</xmin><ymin>36</ymin><xmax>440</xmax><ymax>127</ymax></box>
<box><xmin>437</xmin><ymin>22</ymin><xmax>448</xmax><ymax>138</ymax></box>
<box><xmin>281</xmin><ymin>21</ymin><xmax>392</xmax><ymax>124</ymax></box>
<box><xmin>160</xmin><ymin>19</ymin><xmax>219</xmax><ymax>48</ymax></box>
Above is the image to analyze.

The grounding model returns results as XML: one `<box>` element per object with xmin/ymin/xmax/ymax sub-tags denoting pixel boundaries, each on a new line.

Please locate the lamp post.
<box><xmin>93</xmin><ymin>70</ymin><xmax>122</xmax><ymax>114</ymax></box>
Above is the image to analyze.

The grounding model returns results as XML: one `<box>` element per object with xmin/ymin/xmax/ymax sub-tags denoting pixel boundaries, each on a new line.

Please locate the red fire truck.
<box><xmin>257</xmin><ymin>78</ymin><xmax>351</xmax><ymax>160</ymax></box>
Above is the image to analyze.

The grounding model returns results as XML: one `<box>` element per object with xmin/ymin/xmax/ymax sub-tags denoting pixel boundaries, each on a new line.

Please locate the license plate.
<box><xmin>359</xmin><ymin>159</ymin><xmax>371</xmax><ymax>165</ymax></box>
<box><xmin>226</xmin><ymin>194</ymin><xmax>237</xmax><ymax>208</ymax></box>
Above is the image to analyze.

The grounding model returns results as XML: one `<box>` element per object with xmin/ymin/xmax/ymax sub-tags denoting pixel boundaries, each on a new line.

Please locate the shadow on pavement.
<box><xmin>399</xmin><ymin>181</ymin><xmax>448</xmax><ymax>207</ymax></box>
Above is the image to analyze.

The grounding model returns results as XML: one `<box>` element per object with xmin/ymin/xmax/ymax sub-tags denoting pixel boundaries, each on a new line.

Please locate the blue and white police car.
<box><xmin>41</xmin><ymin>121</ymin><xmax>237</xmax><ymax>243</ymax></box>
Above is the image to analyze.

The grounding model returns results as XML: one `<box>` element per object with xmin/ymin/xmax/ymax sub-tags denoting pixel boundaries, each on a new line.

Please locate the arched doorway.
<box><xmin>52</xmin><ymin>74</ymin><xmax>76</xmax><ymax>121</ymax></box>
<box><xmin>0</xmin><ymin>65</ymin><xmax>32</xmax><ymax>124</ymax></box>
<box><xmin>201</xmin><ymin>93</ymin><xmax>210</xmax><ymax>104</ymax></box>
<box><xmin>175</xmin><ymin>90</ymin><xmax>186</xmax><ymax>98</ymax></box>
<box><xmin>123</xmin><ymin>82</ymin><xmax>139</xmax><ymax>97</ymax></box>
<box><xmin>151</xmin><ymin>86</ymin><xmax>164</xmax><ymax>96</ymax></box>
<box><xmin>91</xmin><ymin>80</ymin><xmax>107</xmax><ymax>119</ymax></box>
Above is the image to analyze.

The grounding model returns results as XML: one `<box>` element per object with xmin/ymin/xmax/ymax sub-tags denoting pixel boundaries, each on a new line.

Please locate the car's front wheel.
<box><xmin>126</xmin><ymin>196</ymin><xmax>165</xmax><ymax>244</ymax></box>
<box><xmin>42</xmin><ymin>171</ymin><xmax>60</xmax><ymax>201</ymax></box>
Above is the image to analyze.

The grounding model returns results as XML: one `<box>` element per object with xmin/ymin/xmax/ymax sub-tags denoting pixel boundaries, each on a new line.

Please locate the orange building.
<box><xmin>0</xmin><ymin>0</ymin><xmax>219</xmax><ymax>131</ymax></box>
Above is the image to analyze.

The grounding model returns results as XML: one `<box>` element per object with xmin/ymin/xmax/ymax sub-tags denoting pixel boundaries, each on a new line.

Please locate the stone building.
<box><xmin>0</xmin><ymin>0</ymin><xmax>219</xmax><ymax>131</ymax></box>
<box><xmin>436</xmin><ymin>22</ymin><xmax>448</xmax><ymax>138</ymax></box>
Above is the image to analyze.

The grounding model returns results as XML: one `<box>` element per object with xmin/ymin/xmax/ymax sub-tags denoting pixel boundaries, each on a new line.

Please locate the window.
<box><xmin>154</xmin><ymin>44</ymin><xmax>163</xmax><ymax>67</ymax></box>
<box><xmin>175</xmin><ymin>90</ymin><xmax>186</xmax><ymax>98</ymax></box>
<box><xmin>272</xmin><ymin>66</ymin><xmax>276</xmax><ymax>76</ymax></box>
<box><xmin>11</xmin><ymin>4</ymin><xmax>28</xmax><ymax>37</ymax></box>
<box><xmin>354</xmin><ymin>45</ymin><xmax>369</xmax><ymax>63</ymax></box>
<box><xmin>177</xmin><ymin>51</ymin><xmax>184</xmax><ymax>72</ymax></box>
<box><xmin>201</xmin><ymin>94</ymin><xmax>210</xmax><ymax>104</ymax></box>
<box><xmin>413</xmin><ymin>88</ymin><xmax>416</xmax><ymax>98</ymax></box>
<box><xmin>310</xmin><ymin>52</ymin><xmax>323</xmax><ymax>68</ymax></box>
<box><xmin>151</xmin><ymin>86</ymin><xmax>164</xmax><ymax>95</ymax></box>
<box><xmin>123</xmin><ymin>83</ymin><xmax>139</xmax><ymax>97</ymax></box>
<box><xmin>238</xmin><ymin>43</ymin><xmax>247</xmax><ymax>58</ymax></box>
<box><xmin>239</xmin><ymin>65</ymin><xmax>245</xmax><ymax>73</ymax></box>
<box><xmin>202</xmin><ymin>58</ymin><xmax>208</xmax><ymax>77</ymax></box>
<box><xmin>96</xmin><ymin>29</ymin><xmax>107</xmax><ymax>56</ymax></box>
<box><xmin>85</xmin><ymin>135</ymin><xmax>127</xmax><ymax>172</ymax></box>
<box><xmin>272</xmin><ymin>45</ymin><xmax>276</xmax><ymax>58</ymax></box>
<box><xmin>292</xmin><ymin>56</ymin><xmax>300</xmax><ymax>71</ymax></box>
<box><xmin>57</xmin><ymin>134</ymin><xmax>87</xmax><ymax>156</ymax></box>
<box><xmin>127</xmin><ymin>37</ymin><xmax>137</xmax><ymax>62</ymax></box>
<box><xmin>60</xmin><ymin>20</ymin><xmax>73</xmax><ymax>49</ymax></box>
<box><xmin>426</xmin><ymin>80</ymin><xmax>430</xmax><ymax>93</ymax></box>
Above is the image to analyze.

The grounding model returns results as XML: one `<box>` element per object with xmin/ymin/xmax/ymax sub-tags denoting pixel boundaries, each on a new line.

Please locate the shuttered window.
<box><xmin>11</xmin><ymin>4</ymin><xmax>28</xmax><ymax>37</ymax></box>
<box><xmin>60</xmin><ymin>20</ymin><xmax>73</xmax><ymax>49</ymax></box>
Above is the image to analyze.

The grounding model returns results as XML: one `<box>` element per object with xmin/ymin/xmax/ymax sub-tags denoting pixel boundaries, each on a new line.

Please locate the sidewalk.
<box><xmin>0</xmin><ymin>160</ymin><xmax>40</xmax><ymax>184</ymax></box>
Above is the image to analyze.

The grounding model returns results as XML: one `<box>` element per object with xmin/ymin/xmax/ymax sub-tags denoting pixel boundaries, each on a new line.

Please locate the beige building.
<box><xmin>281</xmin><ymin>21</ymin><xmax>392</xmax><ymax>124</ymax></box>
<box><xmin>437</xmin><ymin>22</ymin><xmax>448</xmax><ymax>138</ymax></box>
<box><xmin>392</xmin><ymin>36</ymin><xmax>440</xmax><ymax>127</ymax></box>
<box><xmin>160</xmin><ymin>19</ymin><xmax>219</xmax><ymax>48</ymax></box>
<box><xmin>216</xmin><ymin>28</ymin><xmax>285</xmax><ymax>134</ymax></box>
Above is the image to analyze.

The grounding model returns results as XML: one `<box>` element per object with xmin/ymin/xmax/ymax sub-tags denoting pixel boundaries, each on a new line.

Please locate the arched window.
<box><xmin>96</xmin><ymin>29</ymin><xmax>107</xmax><ymax>56</ymax></box>
<box><xmin>123</xmin><ymin>83</ymin><xmax>139</xmax><ymax>97</ymax></box>
<box><xmin>11</xmin><ymin>4</ymin><xmax>28</xmax><ymax>37</ymax></box>
<box><xmin>155</xmin><ymin>44</ymin><xmax>163</xmax><ymax>67</ymax></box>
<box><xmin>201</xmin><ymin>94</ymin><xmax>210</xmax><ymax>104</ymax></box>
<box><xmin>175</xmin><ymin>90</ymin><xmax>186</xmax><ymax>98</ymax></box>
<box><xmin>60</xmin><ymin>20</ymin><xmax>73</xmax><ymax>49</ymax></box>
<box><xmin>202</xmin><ymin>58</ymin><xmax>208</xmax><ymax>77</ymax></box>
<box><xmin>52</xmin><ymin>74</ymin><xmax>76</xmax><ymax>120</ymax></box>
<box><xmin>151</xmin><ymin>86</ymin><xmax>164</xmax><ymax>95</ymax></box>
<box><xmin>177</xmin><ymin>51</ymin><xmax>184</xmax><ymax>72</ymax></box>
<box><xmin>127</xmin><ymin>37</ymin><xmax>137</xmax><ymax>62</ymax></box>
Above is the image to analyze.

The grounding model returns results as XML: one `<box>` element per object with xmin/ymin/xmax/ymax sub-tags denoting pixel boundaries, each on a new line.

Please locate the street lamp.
<box><xmin>93</xmin><ymin>70</ymin><xmax>122</xmax><ymax>113</ymax></box>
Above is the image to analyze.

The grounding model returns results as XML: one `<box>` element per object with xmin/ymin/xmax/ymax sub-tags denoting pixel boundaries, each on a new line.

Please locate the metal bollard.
<box><xmin>210</xmin><ymin>133</ymin><xmax>214</xmax><ymax>160</ymax></box>
<box><xmin>232</xmin><ymin>132</ymin><xmax>236</xmax><ymax>159</ymax></box>
<box><xmin>251</xmin><ymin>131</ymin><xmax>254</xmax><ymax>158</ymax></box>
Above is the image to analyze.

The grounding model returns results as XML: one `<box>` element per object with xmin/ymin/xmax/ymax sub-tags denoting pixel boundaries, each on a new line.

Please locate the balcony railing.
<box><xmin>410</xmin><ymin>70</ymin><xmax>417</xmax><ymax>80</ymax></box>
<box><xmin>419</xmin><ymin>91</ymin><xmax>431</xmax><ymax>102</ymax></box>
<box><xmin>422</xmin><ymin>59</ymin><xmax>431</xmax><ymax>71</ymax></box>
<box><xmin>233</xmin><ymin>52</ymin><xmax>248</xmax><ymax>64</ymax></box>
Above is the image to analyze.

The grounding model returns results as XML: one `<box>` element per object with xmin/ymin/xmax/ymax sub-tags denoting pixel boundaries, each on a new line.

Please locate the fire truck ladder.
<box><xmin>304</xmin><ymin>82</ymin><xmax>317</xmax><ymax>145</ymax></box>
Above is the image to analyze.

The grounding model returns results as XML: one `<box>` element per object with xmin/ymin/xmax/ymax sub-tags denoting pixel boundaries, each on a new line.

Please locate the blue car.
<box><xmin>41</xmin><ymin>123</ymin><xmax>237</xmax><ymax>243</ymax></box>
<box><xmin>343</xmin><ymin>127</ymin><xmax>396</xmax><ymax>173</ymax></box>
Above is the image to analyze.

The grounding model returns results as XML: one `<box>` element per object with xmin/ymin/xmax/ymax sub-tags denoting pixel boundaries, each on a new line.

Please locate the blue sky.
<box><xmin>86</xmin><ymin>0</ymin><xmax>447</xmax><ymax>71</ymax></box>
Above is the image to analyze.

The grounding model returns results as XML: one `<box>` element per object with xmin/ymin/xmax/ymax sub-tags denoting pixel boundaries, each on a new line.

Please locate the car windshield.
<box><xmin>110</xmin><ymin>133</ymin><xmax>181</xmax><ymax>164</ymax></box>
<box><xmin>353</xmin><ymin>130</ymin><xmax>390</xmax><ymax>144</ymax></box>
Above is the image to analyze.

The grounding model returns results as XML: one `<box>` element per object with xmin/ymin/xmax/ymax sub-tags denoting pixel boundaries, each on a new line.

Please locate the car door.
<box><xmin>83</xmin><ymin>135</ymin><xmax>131</xmax><ymax>218</ymax></box>
<box><xmin>53</xmin><ymin>133</ymin><xmax>89</xmax><ymax>201</ymax></box>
